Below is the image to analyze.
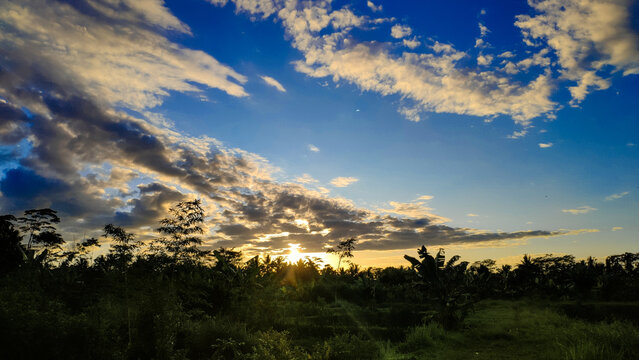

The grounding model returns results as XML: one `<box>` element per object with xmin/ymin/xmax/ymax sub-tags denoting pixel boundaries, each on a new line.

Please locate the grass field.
<box><xmin>271</xmin><ymin>299</ymin><xmax>639</xmax><ymax>360</ymax></box>
<box><xmin>381</xmin><ymin>300</ymin><xmax>635</xmax><ymax>359</ymax></box>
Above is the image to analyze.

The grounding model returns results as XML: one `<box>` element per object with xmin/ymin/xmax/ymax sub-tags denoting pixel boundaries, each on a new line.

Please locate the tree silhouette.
<box><xmin>103</xmin><ymin>224</ymin><xmax>138</xmax><ymax>350</ymax></box>
<box><xmin>156</xmin><ymin>199</ymin><xmax>207</xmax><ymax>263</ymax></box>
<box><xmin>0</xmin><ymin>215</ymin><xmax>24</xmax><ymax>273</ymax></box>
<box><xmin>405</xmin><ymin>246</ymin><xmax>474</xmax><ymax>329</ymax></box>
<box><xmin>17</xmin><ymin>208</ymin><xmax>63</xmax><ymax>250</ymax></box>
<box><xmin>326</xmin><ymin>237</ymin><xmax>356</xmax><ymax>270</ymax></box>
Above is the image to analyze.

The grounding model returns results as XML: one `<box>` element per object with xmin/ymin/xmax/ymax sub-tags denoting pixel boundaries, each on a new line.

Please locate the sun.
<box><xmin>285</xmin><ymin>244</ymin><xmax>305</xmax><ymax>264</ymax></box>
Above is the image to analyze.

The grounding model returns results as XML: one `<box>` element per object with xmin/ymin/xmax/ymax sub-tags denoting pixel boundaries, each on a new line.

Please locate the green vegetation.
<box><xmin>1</xmin><ymin>204</ymin><xmax>638</xmax><ymax>359</ymax></box>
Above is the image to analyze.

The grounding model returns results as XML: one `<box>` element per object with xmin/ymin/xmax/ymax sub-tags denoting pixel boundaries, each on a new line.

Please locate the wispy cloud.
<box><xmin>612</xmin><ymin>227</ymin><xmax>623</xmax><ymax>232</ymax></box>
<box><xmin>562</xmin><ymin>206</ymin><xmax>597</xmax><ymax>215</ymax></box>
<box><xmin>417</xmin><ymin>195</ymin><xmax>433</xmax><ymax>201</ymax></box>
<box><xmin>260</xmin><ymin>75</ymin><xmax>286</xmax><ymax>92</ymax></box>
<box><xmin>367</xmin><ymin>1</ymin><xmax>382</xmax><ymax>12</ymax></box>
<box><xmin>295</xmin><ymin>173</ymin><xmax>318</xmax><ymax>184</ymax></box>
<box><xmin>308</xmin><ymin>144</ymin><xmax>320</xmax><ymax>152</ymax></box>
<box><xmin>467</xmin><ymin>213</ymin><xmax>479</xmax><ymax>217</ymax></box>
<box><xmin>538</xmin><ymin>142</ymin><xmax>553</xmax><ymax>148</ymax></box>
<box><xmin>330</xmin><ymin>177</ymin><xmax>359</xmax><ymax>188</ymax></box>
<box><xmin>605</xmin><ymin>191</ymin><xmax>629</xmax><ymax>201</ymax></box>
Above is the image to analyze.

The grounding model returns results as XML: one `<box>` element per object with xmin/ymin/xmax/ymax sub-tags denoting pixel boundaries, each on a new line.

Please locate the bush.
<box><xmin>400</xmin><ymin>322</ymin><xmax>446</xmax><ymax>351</ymax></box>
<box><xmin>311</xmin><ymin>333</ymin><xmax>381</xmax><ymax>360</ymax></box>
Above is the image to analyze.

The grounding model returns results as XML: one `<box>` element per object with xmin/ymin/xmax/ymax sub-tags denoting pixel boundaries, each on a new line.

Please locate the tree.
<box><xmin>326</xmin><ymin>238</ymin><xmax>356</xmax><ymax>270</ymax></box>
<box><xmin>155</xmin><ymin>199</ymin><xmax>207</xmax><ymax>263</ymax></box>
<box><xmin>17</xmin><ymin>208</ymin><xmax>63</xmax><ymax>250</ymax></box>
<box><xmin>0</xmin><ymin>215</ymin><xmax>25</xmax><ymax>273</ymax></box>
<box><xmin>404</xmin><ymin>246</ymin><xmax>474</xmax><ymax>329</ymax></box>
<box><xmin>103</xmin><ymin>224</ymin><xmax>138</xmax><ymax>349</ymax></box>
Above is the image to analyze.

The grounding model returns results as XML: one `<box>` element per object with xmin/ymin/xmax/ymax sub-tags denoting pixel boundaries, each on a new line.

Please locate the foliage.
<box><xmin>17</xmin><ymin>208</ymin><xmax>62</xmax><ymax>249</ymax></box>
<box><xmin>404</xmin><ymin>246</ymin><xmax>476</xmax><ymax>329</ymax></box>
<box><xmin>326</xmin><ymin>237</ymin><xmax>356</xmax><ymax>270</ymax></box>
<box><xmin>155</xmin><ymin>199</ymin><xmax>208</xmax><ymax>263</ymax></box>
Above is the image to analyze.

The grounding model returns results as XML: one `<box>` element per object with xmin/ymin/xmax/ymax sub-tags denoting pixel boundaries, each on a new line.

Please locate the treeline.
<box><xmin>0</xmin><ymin>201</ymin><xmax>638</xmax><ymax>359</ymax></box>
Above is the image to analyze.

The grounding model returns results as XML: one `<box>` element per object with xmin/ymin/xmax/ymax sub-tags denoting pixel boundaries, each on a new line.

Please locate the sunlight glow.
<box><xmin>285</xmin><ymin>243</ymin><xmax>304</xmax><ymax>263</ymax></box>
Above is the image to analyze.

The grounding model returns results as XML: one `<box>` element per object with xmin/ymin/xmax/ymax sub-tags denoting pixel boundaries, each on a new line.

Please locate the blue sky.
<box><xmin>0</xmin><ymin>0</ymin><xmax>637</xmax><ymax>266</ymax></box>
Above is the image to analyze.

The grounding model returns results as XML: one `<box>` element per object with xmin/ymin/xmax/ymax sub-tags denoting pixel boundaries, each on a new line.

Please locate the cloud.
<box><xmin>391</xmin><ymin>24</ymin><xmax>412</xmax><ymax>39</ymax></box>
<box><xmin>560</xmin><ymin>228</ymin><xmax>600</xmax><ymax>236</ymax></box>
<box><xmin>515</xmin><ymin>0</ymin><xmax>639</xmax><ymax>104</ymax></box>
<box><xmin>295</xmin><ymin>173</ymin><xmax>317</xmax><ymax>184</ymax></box>
<box><xmin>605</xmin><ymin>191</ymin><xmax>629</xmax><ymax>201</ymax></box>
<box><xmin>260</xmin><ymin>75</ymin><xmax>287</xmax><ymax>92</ymax></box>
<box><xmin>330</xmin><ymin>177</ymin><xmax>359</xmax><ymax>187</ymax></box>
<box><xmin>367</xmin><ymin>1</ymin><xmax>382</xmax><ymax>12</ymax></box>
<box><xmin>538</xmin><ymin>142</ymin><xmax>553</xmax><ymax>148</ymax></box>
<box><xmin>562</xmin><ymin>206</ymin><xmax>597</xmax><ymax>215</ymax></box>
<box><xmin>207</xmin><ymin>0</ymin><xmax>639</xmax><ymax>128</ymax></box>
<box><xmin>479</xmin><ymin>23</ymin><xmax>490</xmax><ymax>37</ymax></box>
<box><xmin>402</xmin><ymin>38</ymin><xmax>421</xmax><ymax>49</ymax></box>
<box><xmin>379</xmin><ymin>196</ymin><xmax>450</xmax><ymax>224</ymax></box>
<box><xmin>417</xmin><ymin>195</ymin><xmax>433</xmax><ymax>201</ymax></box>
<box><xmin>210</xmin><ymin>0</ymin><xmax>560</xmax><ymax>126</ymax></box>
<box><xmin>308</xmin><ymin>144</ymin><xmax>320</xmax><ymax>152</ymax></box>
<box><xmin>0</xmin><ymin>0</ymin><xmax>248</xmax><ymax>111</ymax></box>
<box><xmin>467</xmin><ymin>213</ymin><xmax>479</xmax><ymax>217</ymax></box>
<box><xmin>508</xmin><ymin>129</ymin><xmax>529</xmax><ymax>139</ymax></box>
<box><xmin>612</xmin><ymin>226</ymin><xmax>623</xmax><ymax>231</ymax></box>
<box><xmin>477</xmin><ymin>54</ymin><xmax>494</xmax><ymax>66</ymax></box>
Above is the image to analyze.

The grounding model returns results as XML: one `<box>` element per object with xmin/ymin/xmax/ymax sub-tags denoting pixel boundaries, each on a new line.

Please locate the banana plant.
<box><xmin>404</xmin><ymin>245</ymin><xmax>474</xmax><ymax>329</ymax></box>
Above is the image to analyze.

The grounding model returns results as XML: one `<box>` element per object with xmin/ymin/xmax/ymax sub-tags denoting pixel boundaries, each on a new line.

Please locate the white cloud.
<box><xmin>402</xmin><ymin>38</ymin><xmax>420</xmax><ymax>49</ymax></box>
<box><xmin>612</xmin><ymin>226</ymin><xmax>623</xmax><ymax>231</ymax></box>
<box><xmin>260</xmin><ymin>75</ymin><xmax>286</xmax><ymax>92</ymax></box>
<box><xmin>508</xmin><ymin>129</ymin><xmax>529</xmax><ymax>139</ymax></box>
<box><xmin>367</xmin><ymin>1</ymin><xmax>382</xmax><ymax>12</ymax></box>
<box><xmin>295</xmin><ymin>173</ymin><xmax>317</xmax><ymax>184</ymax></box>
<box><xmin>477</xmin><ymin>54</ymin><xmax>494</xmax><ymax>66</ymax></box>
<box><xmin>308</xmin><ymin>144</ymin><xmax>320</xmax><ymax>152</ymax></box>
<box><xmin>627</xmin><ymin>142</ymin><xmax>637</xmax><ymax>147</ymax></box>
<box><xmin>211</xmin><ymin>1</ymin><xmax>559</xmax><ymax>125</ymax></box>
<box><xmin>538</xmin><ymin>142</ymin><xmax>553</xmax><ymax>148</ymax></box>
<box><xmin>467</xmin><ymin>213</ymin><xmax>479</xmax><ymax>217</ymax></box>
<box><xmin>479</xmin><ymin>23</ymin><xmax>490</xmax><ymax>37</ymax></box>
<box><xmin>605</xmin><ymin>191</ymin><xmax>629</xmax><ymax>201</ymax></box>
<box><xmin>0</xmin><ymin>0</ymin><xmax>248</xmax><ymax>111</ymax></box>
<box><xmin>498</xmin><ymin>51</ymin><xmax>515</xmax><ymax>58</ymax></box>
<box><xmin>330</xmin><ymin>177</ymin><xmax>359</xmax><ymax>187</ymax></box>
<box><xmin>515</xmin><ymin>0</ymin><xmax>639</xmax><ymax>104</ymax></box>
<box><xmin>391</xmin><ymin>24</ymin><xmax>412</xmax><ymax>39</ymax></box>
<box><xmin>417</xmin><ymin>195</ymin><xmax>434</xmax><ymax>200</ymax></box>
<box><xmin>562</xmin><ymin>206</ymin><xmax>597</xmax><ymax>215</ymax></box>
<box><xmin>379</xmin><ymin>196</ymin><xmax>450</xmax><ymax>223</ymax></box>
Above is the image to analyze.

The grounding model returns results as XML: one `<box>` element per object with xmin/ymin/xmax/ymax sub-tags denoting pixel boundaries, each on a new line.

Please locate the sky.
<box><xmin>0</xmin><ymin>0</ymin><xmax>637</xmax><ymax>267</ymax></box>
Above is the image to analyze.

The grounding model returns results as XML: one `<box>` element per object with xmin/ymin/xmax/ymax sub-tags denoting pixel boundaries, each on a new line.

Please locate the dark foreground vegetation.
<box><xmin>1</xmin><ymin>202</ymin><xmax>638</xmax><ymax>359</ymax></box>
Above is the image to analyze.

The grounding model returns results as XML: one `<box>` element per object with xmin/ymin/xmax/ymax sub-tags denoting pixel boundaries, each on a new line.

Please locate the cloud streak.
<box><xmin>605</xmin><ymin>191</ymin><xmax>629</xmax><ymax>201</ymax></box>
<box><xmin>562</xmin><ymin>206</ymin><xmax>597</xmax><ymax>215</ymax></box>
<box><xmin>330</xmin><ymin>177</ymin><xmax>359</xmax><ymax>188</ymax></box>
<box><xmin>260</xmin><ymin>75</ymin><xmax>287</xmax><ymax>92</ymax></box>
